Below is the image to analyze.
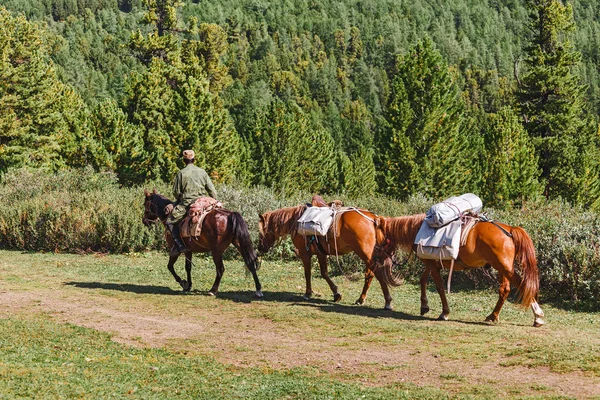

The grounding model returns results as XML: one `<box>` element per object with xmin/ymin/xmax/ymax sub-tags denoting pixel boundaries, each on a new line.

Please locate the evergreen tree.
<box><xmin>0</xmin><ymin>7</ymin><xmax>90</xmax><ymax>173</ymax></box>
<box><xmin>124</xmin><ymin>0</ymin><xmax>244</xmax><ymax>184</ymax></box>
<box><xmin>377</xmin><ymin>39</ymin><xmax>479</xmax><ymax>200</ymax></box>
<box><xmin>246</xmin><ymin>99</ymin><xmax>339</xmax><ymax>195</ymax></box>
<box><xmin>518</xmin><ymin>0</ymin><xmax>600</xmax><ymax>206</ymax></box>
<box><xmin>483</xmin><ymin>107</ymin><xmax>543</xmax><ymax>209</ymax></box>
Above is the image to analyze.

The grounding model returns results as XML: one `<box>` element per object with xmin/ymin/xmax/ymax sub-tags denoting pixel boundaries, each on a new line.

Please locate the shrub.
<box><xmin>0</xmin><ymin>167</ymin><xmax>598</xmax><ymax>308</ymax></box>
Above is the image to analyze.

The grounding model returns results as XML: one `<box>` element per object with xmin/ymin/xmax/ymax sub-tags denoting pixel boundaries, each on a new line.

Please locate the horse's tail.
<box><xmin>511</xmin><ymin>226</ymin><xmax>539</xmax><ymax>307</ymax></box>
<box><xmin>374</xmin><ymin>216</ymin><xmax>403</xmax><ymax>287</ymax></box>
<box><xmin>229</xmin><ymin>212</ymin><xmax>260</xmax><ymax>272</ymax></box>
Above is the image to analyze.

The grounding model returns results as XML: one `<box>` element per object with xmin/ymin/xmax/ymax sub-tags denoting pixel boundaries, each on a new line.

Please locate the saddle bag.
<box><xmin>414</xmin><ymin>220</ymin><xmax>462</xmax><ymax>260</ymax></box>
<box><xmin>297</xmin><ymin>207</ymin><xmax>334</xmax><ymax>236</ymax></box>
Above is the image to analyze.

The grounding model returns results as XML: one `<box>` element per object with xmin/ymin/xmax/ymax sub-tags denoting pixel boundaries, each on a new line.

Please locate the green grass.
<box><xmin>0</xmin><ymin>318</ymin><xmax>445</xmax><ymax>399</ymax></box>
<box><xmin>0</xmin><ymin>250</ymin><xmax>599</xmax><ymax>399</ymax></box>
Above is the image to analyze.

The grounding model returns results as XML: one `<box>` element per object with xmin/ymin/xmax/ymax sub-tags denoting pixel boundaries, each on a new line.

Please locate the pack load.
<box><xmin>425</xmin><ymin>193</ymin><xmax>482</xmax><ymax>228</ymax></box>
<box><xmin>297</xmin><ymin>206</ymin><xmax>334</xmax><ymax>236</ymax></box>
<box><xmin>414</xmin><ymin>220</ymin><xmax>462</xmax><ymax>260</ymax></box>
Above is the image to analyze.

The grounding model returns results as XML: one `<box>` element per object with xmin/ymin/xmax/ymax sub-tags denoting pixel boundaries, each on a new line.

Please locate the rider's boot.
<box><xmin>166</xmin><ymin>222</ymin><xmax>188</xmax><ymax>256</ymax></box>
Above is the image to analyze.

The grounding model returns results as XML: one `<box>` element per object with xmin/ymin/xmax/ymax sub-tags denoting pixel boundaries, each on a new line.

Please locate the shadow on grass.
<box><xmin>65</xmin><ymin>281</ymin><xmax>493</xmax><ymax>325</ymax></box>
<box><xmin>65</xmin><ymin>281</ymin><xmax>188</xmax><ymax>295</ymax></box>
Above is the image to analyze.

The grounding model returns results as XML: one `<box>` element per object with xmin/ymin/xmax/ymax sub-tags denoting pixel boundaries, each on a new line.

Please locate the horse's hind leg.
<box><xmin>429</xmin><ymin>261</ymin><xmax>450</xmax><ymax>321</ymax></box>
<box><xmin>420</xmin><ymin>265</ymin><xmax>431</xmax><ymax>315</ymax></box>
<box><xmin>182</xmin><ymin>252</ymin><xmax>193</xmax><ymax>292</ymax></box>
<box><xmin>316</xmin><ymin>253</ymin><xmax>341</xmax><ymax>302</ymax></box>
<box><xmin>505</xmin><ymin>271</ymin><xmax>545</xmax><ymax>327</ymax></box>
<box><xmin>531</xmin><ymin>301</ymin><xmax>545</xmax><ymax>327</ymax></box>
<box><xmin>209</xmin><ymin>251</ymin><xmax>225</xmax><ymax>296</ymax></box>
<box><xmin>167</xmin><ymin>254</ymin><xmax>190</xmax><ymax>291</ymax></box>
<box><xmin>485</xmin><ymin>272</ymin><xmax>510</xmax><ymax>323</ymax></box>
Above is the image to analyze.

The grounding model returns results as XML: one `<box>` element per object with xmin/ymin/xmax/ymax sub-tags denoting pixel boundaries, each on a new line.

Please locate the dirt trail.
<box><xmin>1</xmin><ymin>289</ymin><xmax>597</xmax><ymax>398</ymax></box>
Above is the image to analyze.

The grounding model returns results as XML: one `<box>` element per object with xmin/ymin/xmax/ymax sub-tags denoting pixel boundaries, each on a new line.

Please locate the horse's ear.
<box><xmin>153</xmin><ymin>188</ymin><xmax>157</xmax><ymax>194</ymax></box>
<box><xmin>144</xmin><ymin>189</ymin><xmax>150</xmax><ymax>197</ymax></box>
<box><xmin>258</xmin><ymin>213</ymin><xmax>264</xmax><ymax>222</ymax></box>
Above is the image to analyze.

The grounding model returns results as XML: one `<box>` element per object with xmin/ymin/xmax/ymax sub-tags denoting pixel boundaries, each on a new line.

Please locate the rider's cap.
<box><xmin>183</xmin><ymin>150</ymin><xmax>195</xmax><ymax>160</ymax></box>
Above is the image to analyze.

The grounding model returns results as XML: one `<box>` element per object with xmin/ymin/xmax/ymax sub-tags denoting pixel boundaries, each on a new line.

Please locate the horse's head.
<box><xmin>142</xmin><ymin>189</ymin><xmax>163</xmax><ymax>226</ymax></box>
<box><xmin>257</xmin><ymin>212</ymin><xmax>275</xmax><ymax>254</ymax></box>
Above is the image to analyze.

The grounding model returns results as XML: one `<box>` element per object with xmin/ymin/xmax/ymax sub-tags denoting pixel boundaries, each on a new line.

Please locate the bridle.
<box><xmin>143</xmin><ymin>196</ymin><xmax>162</xmax><ymax>226</ymax></box>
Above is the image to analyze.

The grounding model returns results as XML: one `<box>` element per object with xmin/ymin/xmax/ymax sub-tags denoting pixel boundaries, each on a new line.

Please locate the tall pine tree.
<box><xmin>518</xmin><ymin>0</ymin><xmax>600</xmax><ymax>206</ymax></box>
<box><xmin>483</xmin><ymin>107</ymin><xmax>543</xmax><ymax>209</ymax></box>
<box><xmin>377</xmin><ymin>39</ymin><xmax>480</xmax><ymax>200</ymax></box>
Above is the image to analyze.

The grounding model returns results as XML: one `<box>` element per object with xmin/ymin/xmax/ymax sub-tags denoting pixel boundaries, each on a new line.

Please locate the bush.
<box><xmin>0</xmin><ymin>167</ymin><xmax>598</xmax><ymax>308</ymax></box>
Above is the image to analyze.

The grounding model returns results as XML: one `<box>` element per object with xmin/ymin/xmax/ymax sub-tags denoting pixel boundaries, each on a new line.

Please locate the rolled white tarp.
<box><xmin>425</xmin><ymin>193</ymin><xmax>483</xmax><ymax>228</ymax></box>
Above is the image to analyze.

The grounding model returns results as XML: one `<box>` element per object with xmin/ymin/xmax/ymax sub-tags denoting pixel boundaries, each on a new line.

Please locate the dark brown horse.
<box><xmin>257</xmin><ymin>205</ymin><xmax>401</xmax><ymax>308</ymax></box>
<box><xmin>143</xmin><ymin>189</ymin><xmax>262</xmax><ymax>297</ymax></box>
<box><xmin>377</xmin><ymin>214</ymin><xmax>544</xmax><ymax>327</ymax></box>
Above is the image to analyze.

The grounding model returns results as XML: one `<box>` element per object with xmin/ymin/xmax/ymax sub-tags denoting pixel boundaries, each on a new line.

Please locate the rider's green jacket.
<box><xmin>167</xmin><ymin>163</ymin><xmax>217</xmax><ymax>224</ymax></box>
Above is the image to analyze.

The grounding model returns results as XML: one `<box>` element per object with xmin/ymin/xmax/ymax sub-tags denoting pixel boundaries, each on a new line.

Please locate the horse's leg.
<box><xmin>208</xmin><ymin>251</ymin><xmax>225</xmax><ymax>296</ymax></box>
<box><xmin>429</xmin><ymin>261</ymin><xmax>450</xmax><ymax>321</ymax></box>
<box><xmin>316</xmin><ymin>253</ymin><xmax>341</xmax><ymax>302</ymax></box>
<box><xmin>420</xmin><ymin>264</ymin><xmax>431</xmax><ymax>315</ymax></box>
<box><xmin>300</xmin><ymin>251</ymin><xmax>315</xmax><ymax>300</ymax></box>
<box><xmin>167</xmin><ymin>254</ymin><xmax>189</xmax><ymax>291</ymax></box>
<box><xmin>485</xmin><ymin>272</ymin><xmax>510</xmax><ymax>323</ymax></box>
<box><xmin>181</xmin><ymin>252</ymin><xmax>193</xmax><ymax>292</ymax></box>
<box><xmin>504</xmin><ymin>272</ymin><xmax>545</xmax><ymax>327</ymax></box>
<box><xmin>374</xmin><ymin>266</ymin><xmax>393</xmax><ymax>310</ymax></box>
<box><xmin>355</xmin><ymin>269</ymin><xmax>374</xmax><ymax>305</ymax></box>
<box><xmin>531</xmin><ymin>300</ymin><xmax>545</xmax><ymax>327</ymax></box>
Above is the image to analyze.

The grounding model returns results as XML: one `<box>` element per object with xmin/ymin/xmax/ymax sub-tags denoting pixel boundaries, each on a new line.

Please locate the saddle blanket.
<box><xmin>180</xmin><ymin>196</ymin><xmax>223</xmax><ymax>238</ymax></box>
<box><xmin>297</xmin><ymin>206</ymin><xmax>334</xmax><ymax>236</ymax></box>
<box><xmin>414</xmin><ymin>220</ymin><xmax>462</xmax><ymax>260</ymax></box>
<box><xmin>425</xmin><ymin>193</ymin><xmax>482</xmax><ymax>228</ymax></box>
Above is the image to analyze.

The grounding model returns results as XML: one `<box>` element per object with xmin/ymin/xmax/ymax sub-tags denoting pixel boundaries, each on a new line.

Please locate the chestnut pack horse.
<box><xmin>258</xmin><ymin>202</ymin><xmax>401</xmax><ymax>308</ymax></box>
<box><xmin>142</xmin><ymin>190</ymin><xmax>263</xmax><ymax>298</ymax></box>
<box><xmin>378</xmin><ymin>214</ymin><xmax>545</xmax><ymax>327</ymax></box>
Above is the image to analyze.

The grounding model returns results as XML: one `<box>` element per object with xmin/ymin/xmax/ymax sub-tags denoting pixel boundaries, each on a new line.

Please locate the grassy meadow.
<box><xmin>0</xmin><ymin>250</ymin><xmax>598</xmax><ymax>399</ymax></box>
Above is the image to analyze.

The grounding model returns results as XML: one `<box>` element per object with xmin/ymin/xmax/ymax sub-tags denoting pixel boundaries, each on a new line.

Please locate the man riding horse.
<box><xmin>165</xmin><ymin>149</ymin><xmax>217</xmax><ymax>255</ymax></box>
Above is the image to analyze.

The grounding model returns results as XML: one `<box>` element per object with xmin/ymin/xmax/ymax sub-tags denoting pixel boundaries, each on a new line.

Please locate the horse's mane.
<box><xmin>385</xmin><ymin>214</ymin><xmax>426</xmax><ymax>251</ymax></box>
<box><xmin>263</xmin><ymin>204</ymin><xmax>306</xmax><ymax>239</ymax></box>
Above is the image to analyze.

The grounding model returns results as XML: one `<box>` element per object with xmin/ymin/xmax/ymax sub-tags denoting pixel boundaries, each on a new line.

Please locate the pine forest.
<box><xmin>1</xmin><ymin>0</ymin><xmax>600</xmax><ymax>210</ymax></box>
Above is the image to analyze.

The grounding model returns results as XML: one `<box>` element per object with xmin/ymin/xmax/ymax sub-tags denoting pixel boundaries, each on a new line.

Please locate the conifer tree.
<box><xmin>518</xmin><ymin>0</ymin><xmax>600</xmax><ymax>206</ymax></box>
<box><xmin>246</xmin><ymin>99</ymin><xmax>339</xmax><ymax>195</ymax></box>
<box><xmin>377</xmin><ymin>39</ymin><xmax>479</xmax><ymax>200</ymax></box>
<box><xmin>0</xmin><ymin>8</ymin><xmax>90</xmax><ymax>173</ymax></box>
<box><xmin>124</xmin><ymin>0</ymin><xmax>244</xmax><ymax>184</ymax></box>
<box><xmin>483</xmin><ymin>107</ymin><xmax>543</xmax><ymax>209</ymax></box>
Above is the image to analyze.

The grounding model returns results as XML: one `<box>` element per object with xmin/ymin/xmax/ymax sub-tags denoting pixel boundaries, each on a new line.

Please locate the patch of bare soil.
<box><xmin>1</xmin><ymin>289</ymin><xmax>597</xmax><ymax>398</ymax></box>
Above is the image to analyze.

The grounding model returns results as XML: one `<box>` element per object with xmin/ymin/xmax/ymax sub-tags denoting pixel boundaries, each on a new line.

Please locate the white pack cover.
<box><xmin>414</xmin><ymin>220</ymin><xmax>462</xmax><ymax>260</ymax></box>
<box><xmin>297</xmin><ymin>207</ymin><xmax>334</xmax><ymax>236</ymax></box>
<box><xmin>425</xmin><ymin>193</ymin><xmax>482</xmax><ymax>228</ymax></box>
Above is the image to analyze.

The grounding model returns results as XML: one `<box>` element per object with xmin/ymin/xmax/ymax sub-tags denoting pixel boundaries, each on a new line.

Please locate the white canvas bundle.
<box><xmin>297</xmin><ymin>207</ymin><xmax>334</xmax><ymax>236</ymax></box>
<box><xmin>414</xmin><ymin>220</ymin><xmax>462</xmax><ymax>260</ymax></box>
<box><xmin>425</xmin><ymin>193</ymin><xmax>482</xmax><ymax>228</ymax></box>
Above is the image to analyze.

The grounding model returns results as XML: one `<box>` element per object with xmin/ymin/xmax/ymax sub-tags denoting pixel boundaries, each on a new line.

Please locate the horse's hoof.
<box><xmin>354</xmin><ymin>298</ymin><xmax>365</xmax><ymax>305</ymax></box>
<box><xmin>180</xmin><ymin>280</ymin><xmax>191</xmax><ymax>291</ymax></box>
<box><xmin>333</xmin><ymin>293</ymin><xmax>342</xmax><ymax>302</ymax></box>
<box><xmin>384</xmin><ymin>304</ymin><xmax>393</xmax><ymax>311</ymax></box>
<box><xmin>207</xmin><ymin>291</ymin><xmax>216</xmax><ymax>297</ymax></box>
<box><xmin>437</xmin><ymin>314</ymin><xmax>448</xmax><ymax>321</ymax></box>
<box><xmin>255</xmin><ymin>291</ymin><xmax>264</xmax><ymax>298</ymax></box>
<box><xmin>485</xmin><ymin>314</ymin><xmax>499</xmax><ymax>323</ymax></box>
<box><xmin>533</xmin><ymin>318</ymin><xmax>545</xmax><ymax>327</ymax></box>
<box><xmin>420</xmin><ymin>306</ymin><xmax>430</xmax><ymax>316</ymax></box>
